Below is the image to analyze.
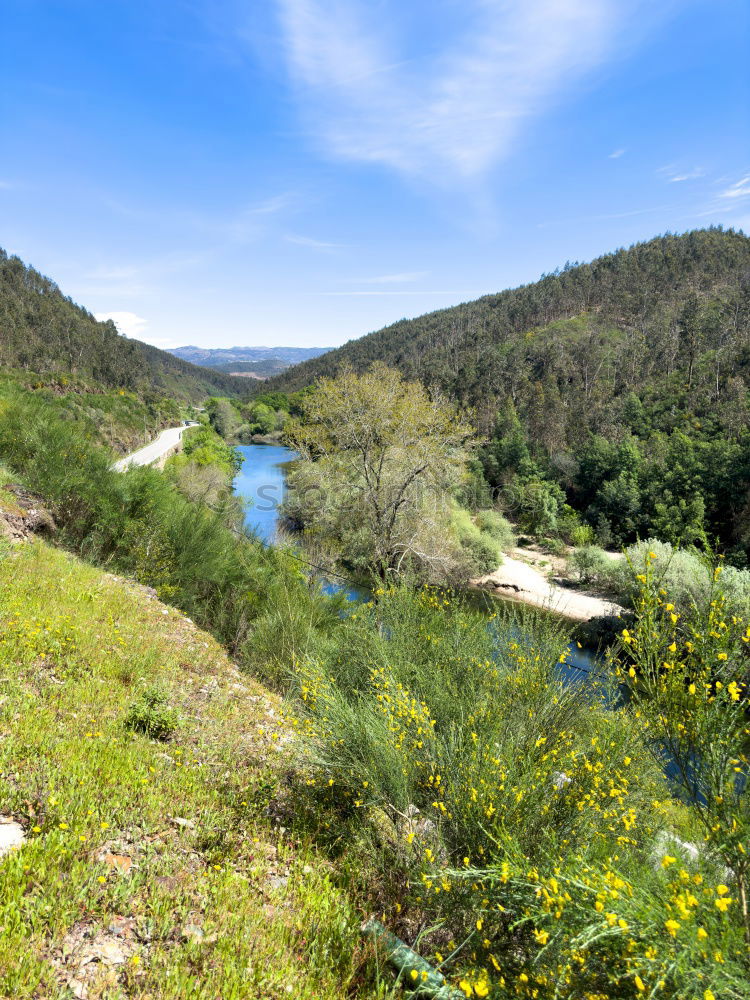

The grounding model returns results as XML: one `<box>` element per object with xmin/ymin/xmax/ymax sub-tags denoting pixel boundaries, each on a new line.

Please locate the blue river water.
<box><xmin>233</xmin><ymin>443</ymin><xmax>603</xmax><ymax>681</ymax></box>
<box><xmin>234</xmin><ymin>443</ymin><xmax>296</xmax><ymax>545</ymax></box>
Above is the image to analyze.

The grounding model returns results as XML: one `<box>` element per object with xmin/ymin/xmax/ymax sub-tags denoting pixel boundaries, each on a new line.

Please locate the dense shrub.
<box><xmin>451</xmin><ymin>508</ymin><xmax>501</xmax><ymax>575</ymax></box>
<box><xmin>473</xmin><ymin>509</ymin><xmax>516</xmax><ymax>551</ymax></box>
<box><xmin>289</xmin><ymin>584</ymin><xmax>749</xmax><ymax>998</ymax></box>
<box><xmin>568</xmin><ymin>544</ymin><xmax>615</xmax><ymax>586</ymax></box>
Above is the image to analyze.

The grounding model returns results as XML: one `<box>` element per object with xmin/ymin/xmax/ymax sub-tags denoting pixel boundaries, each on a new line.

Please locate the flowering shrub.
<box><xmin>290</xmin><ymin>583</ymin><xmax>749</xmax><ymax>997</ymax></box>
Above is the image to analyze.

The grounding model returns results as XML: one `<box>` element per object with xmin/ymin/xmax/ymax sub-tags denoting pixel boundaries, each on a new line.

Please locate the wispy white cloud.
<box><xmin>719</xmin><ymin>175</ymin><xmax>750</xmax><ymax>200</ymax></box>
<box><xmin>276</xmin><ymin>0</ymin><xmax>637</xmax><ymax>179</ymax></box>
<box><xmin>285</xmin><ymin>233</ymin><xmax>347</xmax><ymax>249</ymax></box>
<box><xmin>658</xmin><ymin>165</ymin><xmax>705</xmax><ymax>183</ymax></box>
<box><xmin>208</xmin><ymin>194</ymin><xmax>299</xmax><ymax>243</ymax></box>
<box><xmin>95</xmin><ymin>311</ymin><xmax>148</xmax><ymax>338</ymax></box>
<box><xmin>142</xmin><ymin>335</ymin><xmax>181</xmax><ymax>350</ymax></box>
<box><xmin>608</xmin><ymin>148</ymin><xmax>626</xmax><ymax>159</ymax></box>
<box><xmin>247</xmin><ymin>193</ymin><xmax>297</xmax><ymax>215</ymax></box>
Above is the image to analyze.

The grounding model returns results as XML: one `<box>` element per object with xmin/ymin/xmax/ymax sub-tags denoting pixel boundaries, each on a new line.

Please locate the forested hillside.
<box><xmin>267</xmin><ymin>228</ymin><xmax>750</xmax><ymax>420</ymax></box>
<box><xmin>268</xmin><ymin>228</ymin><xmax>750</xmax><ymax>560</ymax></box>
<box><xmin>0</xmin><ymin>250</ymin><xmax>254</xmax><ymax>402</ymax></box>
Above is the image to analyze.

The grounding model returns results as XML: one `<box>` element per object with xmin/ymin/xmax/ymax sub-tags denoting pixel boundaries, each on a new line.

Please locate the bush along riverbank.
<box><xmin>281</xmin><ymin>578</ymin><xmax>750</xmax><ymax>999</ymax></box>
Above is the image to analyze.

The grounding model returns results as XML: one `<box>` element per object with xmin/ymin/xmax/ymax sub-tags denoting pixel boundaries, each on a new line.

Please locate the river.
<box><xmin>233</xmin><ymin>443</ymin><xmax>603</xmax><ymax>682</ymax></box>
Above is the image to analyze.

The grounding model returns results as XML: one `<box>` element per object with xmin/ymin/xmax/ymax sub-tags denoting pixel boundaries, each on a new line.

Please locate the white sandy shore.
<box><xmin>470</xmin><ymin>551</ymin><xmax>625</xmax><ymax>622</ymax></box>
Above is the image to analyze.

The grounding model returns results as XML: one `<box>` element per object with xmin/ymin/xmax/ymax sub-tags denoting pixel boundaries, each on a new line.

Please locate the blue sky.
<box><xmin>1</xmin><ymin>0</ymin><xmax>748</xmax><ymax>350</ymax></box>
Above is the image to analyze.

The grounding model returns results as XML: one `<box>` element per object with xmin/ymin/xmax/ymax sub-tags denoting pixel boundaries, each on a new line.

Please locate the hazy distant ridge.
<box><xmin>169</xmin><ymin>345</ymin><xmax>331</xmax><ymax>368</ymax></box>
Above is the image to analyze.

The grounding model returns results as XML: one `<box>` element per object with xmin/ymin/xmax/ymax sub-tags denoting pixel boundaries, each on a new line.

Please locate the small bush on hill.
<box><xmin>124</xmin><ymin>685</ymin><xmax>178</xmax><ymax>740</ymax></box>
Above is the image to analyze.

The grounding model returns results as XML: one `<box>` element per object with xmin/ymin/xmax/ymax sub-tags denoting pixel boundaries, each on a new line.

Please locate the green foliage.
<box><xmin>614</xmin><ymin>540</ymin><xmax>713</xmax><ymax>612</ymax></box>
<box><xmin>0</xmin><ymin>391</ymin><xmax>339</xmax><ymax>679</ymax></box>
<box><xmin>451</xmin><ymin>507</ymin><xmax>501</xmax><ymax>575</ymax></box>
<box><xmin>206</xmin><ymin>397</ymin><xmax>242</xmax><ymax>439</ymax></box>
<box><xmin>165</xmin><ymin>425</ymin><xmax>243</xmax><ymax>509</ymax></box>
<box><xmin>287</xmin><ymin>585</ymin><xmax>750</xmax><ymax>997</ymax></box>
<box><xmin>473</xmin><ymin>509</ymin><xmax>516</xmax><ymax>551</ymax></box>
<box><xmin>240</xmin><ymin>400</ymin><xmax>288</xmax><ymax>437</ymax></box>
<box><xmin>567</xmin><ymin>544</ymin><xmax>613</xmax><ymax>586</ymax></box>
<box><xmin>124</xmin><ymin>685</ymin><xmax>178</xmax><ymax>740</ymax></box>
<box><xmin>615</xmin><ymin>557</ymin><xmax>750</xmax><ymax>964</ymax></box>
<box><xmin>284</xmin><ymin>364</ymin><xmax>474</xmax><ymax>582</ymax></box>
<box><xmin>0</xmin><ymin>369</ymin><xmax>182</xmax><ymax>454</ymax></box>
<box><xmin>170</xmin><ymin>424</ymin><xmax>242</xmax><ymax>476</ymax></box>
<box><xmin>264</xmin><ymin>229</ymin><xmax>750</xmax><ymax>560</ymax></box>
<box><xmin>0</xmin><ymin>249</ymin><xmax>253</xmax><ymax>402</ymax></box>
<box><xmin>570</xmin><ymin>523</ymin><xmax>595</xmax><ymax>547</ymax></box>
<box><xmin>504</xmin><ymin>477</ymin><xmax>565</xmax><ymax>535</ymax></box>
<box><xmin>254</xmin><ymin>391</ymin><xmax>292</xmax><ymax>412</ymax></box>
<box><xmin>0</xmin><ymin>542</ymin><xmax>368</xmax><ymax>1000</ymax></box>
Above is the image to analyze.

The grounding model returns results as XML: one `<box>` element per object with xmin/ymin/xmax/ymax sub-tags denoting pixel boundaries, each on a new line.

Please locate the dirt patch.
<box><xmin>0</xmin><ymin>484</ymin><xmax>56</xmax><ymax>543</ymax></box>
<box><xmin>52</xmin><ymin>918</ymin><xmax>145</xmax><ymax>999</ymax></box>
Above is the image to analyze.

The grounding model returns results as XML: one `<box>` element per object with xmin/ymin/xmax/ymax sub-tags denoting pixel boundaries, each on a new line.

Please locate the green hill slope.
<box><xmin>0</xmin><ymin>250</ymin><xmax>253</xmax><ymax>402</ymax></box>
<box><xmin>266</xmin><ymin>227</ymin><xmax>750</xmax><ymax>557</ymax></box>
<box><xmin>265</xmin><ymin>226</ymin><xmax>750</xmax><ymax>427</ymax></box>
<box><xmin>0</xmin><ymin>539</ymin><xmax>367</xmax><ymax>998</ymax></box>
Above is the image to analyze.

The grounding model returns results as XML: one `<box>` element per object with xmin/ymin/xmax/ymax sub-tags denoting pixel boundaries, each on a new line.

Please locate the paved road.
<box><xmin>113</xmin><ymin>424</ymin><xmax>198</xmax><ymax>472</ymax></box>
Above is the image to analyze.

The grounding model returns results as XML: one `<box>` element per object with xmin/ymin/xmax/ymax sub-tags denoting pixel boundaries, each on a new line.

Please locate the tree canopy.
<box><xmin>283</xmin><ymin>364</ymin><xmax>474</xmax><ymax>580</ymax></box>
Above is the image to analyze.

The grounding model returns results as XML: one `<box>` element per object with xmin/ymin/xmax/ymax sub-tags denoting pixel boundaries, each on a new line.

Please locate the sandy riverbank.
<box><xmin>470</xmin><ymin>549</ymin><xmax>626</xmax><ymax>623</ymax></box>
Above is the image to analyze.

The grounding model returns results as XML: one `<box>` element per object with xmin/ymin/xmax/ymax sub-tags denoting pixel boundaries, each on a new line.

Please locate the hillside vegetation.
<box><xmin>0</xmin><ymin>540</ymin><xmax>370</xmax><ymax>999</ymax></box>
<box><xmin>2</xmin><ymin>239</ymin><xmax>750</xmax><ymax>998</ymax></box>
<box><xmin>266</xmin><ymin>228</ymin><xmax>750</xmax><ymax>419</ymax></box>
<box><xmin>266</xmin><ymin>229</ymin><xmax>750</xmax><ymax>560</ymax></box>
<box><xmin>0</xmin><ymin>250</ymin><xmax>254</xmax><ymax>402</ymax></box>
<box><xmin>0</xmin><ymin>368</ymin><xmax>186</xmax><ymax>455</ymax></box>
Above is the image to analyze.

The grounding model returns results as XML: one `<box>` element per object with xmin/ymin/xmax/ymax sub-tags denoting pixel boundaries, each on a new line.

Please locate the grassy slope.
<box><xmin>0</xmin><ymin>369</ymin><xmax>186</xmax><ymax>455</ymax></box>
<box><xmin>0</xmin><ymin>541</ymin><xmax>372</xmax><ymax>999</ymax></box>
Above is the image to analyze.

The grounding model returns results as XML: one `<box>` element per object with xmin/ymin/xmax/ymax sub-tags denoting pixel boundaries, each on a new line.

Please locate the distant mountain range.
<box><xmin>168</xmin><ymin>345</ymin><xmax>331</xmax><ymax>375</ymax></box>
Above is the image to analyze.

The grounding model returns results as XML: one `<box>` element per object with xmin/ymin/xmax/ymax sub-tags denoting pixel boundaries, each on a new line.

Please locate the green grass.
<box><xmin>0</xmin><ymin>368</ymin><xmax>184</xmax><ymax>455</ymax></box>
<box><xmin>0</xmin><ymin>541</ymin><xmax>379</xmax><ymax>999</ymax></box>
